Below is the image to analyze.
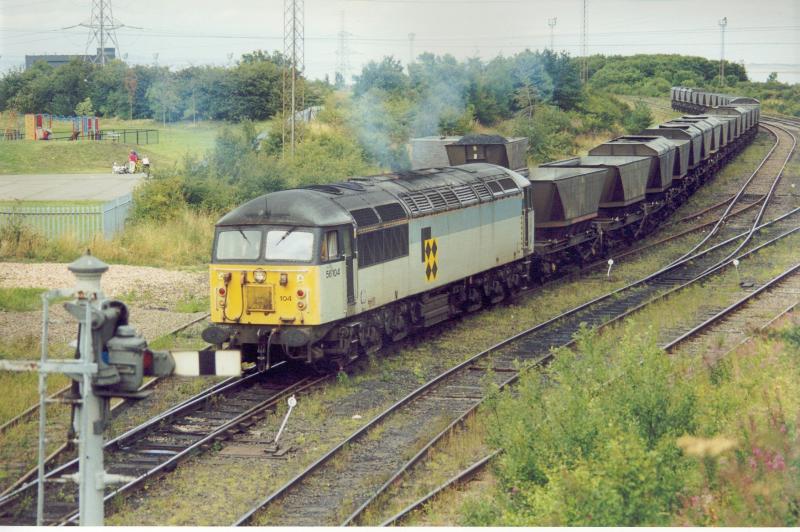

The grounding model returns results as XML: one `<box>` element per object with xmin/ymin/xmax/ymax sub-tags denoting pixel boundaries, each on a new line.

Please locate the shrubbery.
<box><xmin>462</xmin><ymin>320</ymin><xmax>800</xmax><ymax>526</ymax></box>
<box><xmin>467</xmin><ymin>325</ymin><xmax>695</xmax><ymax>526</ymax></box>
<box><xmin>0</xmin><ymin>207</ymin><xmax>214</xmax><ymax>267</ymax></box>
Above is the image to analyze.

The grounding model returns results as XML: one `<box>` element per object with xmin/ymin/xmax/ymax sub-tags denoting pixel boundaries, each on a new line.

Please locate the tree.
<box><xmin>124</xmin><ymin>69</ymin><xmax>138</xmax><ymax>120</ymax></box>
<box><xmin>352</xmin><ymin>56</ymin><xmax>408</xmax><ymax>96</ymax></box>
<box><xmin>540</xmin><ymin>50</ymin><xmax>582</xmax><ymax>110</ymax></box>
<box><xmin>767</xmin><ymin>72</ymin><xmax>778</xmax><ymax>84</ymax></box>
<box><xmin>146</xmin><ymin>78</ymin><xmax>181</xmax><ymax>126</ymax></box>
<box><xmin>75</xmin><ymin>97</ymin><xmax>94</xmax><ymax>116</ymax></box>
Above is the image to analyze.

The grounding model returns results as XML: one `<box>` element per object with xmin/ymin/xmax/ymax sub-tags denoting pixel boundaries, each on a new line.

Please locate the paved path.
<box><xmin>0</xmin><ymin>173</ymin><xmax>145</xmax><ymax>201</ymax></box>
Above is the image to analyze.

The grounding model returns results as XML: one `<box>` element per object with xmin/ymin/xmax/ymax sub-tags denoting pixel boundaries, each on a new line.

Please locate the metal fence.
<box><xmin>0</xmin><ymin>193</ymin><xmax>132</xmax><ymax>242</ymax></box>
<box><xmin>99</xmin><ymin>129</ymin><xmax>159</xmax><ymax>145</ymax></box>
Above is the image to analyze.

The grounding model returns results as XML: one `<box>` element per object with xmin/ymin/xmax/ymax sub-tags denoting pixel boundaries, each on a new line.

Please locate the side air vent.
<box><xmin>350</xmin><ymin>207</ymin><xmax>380</xmax><ymax>227</ymax></box>
<box><xmin>375</xmin><ymin>202</ymin><xmax>407</xmax><ymax>222</ymax></box>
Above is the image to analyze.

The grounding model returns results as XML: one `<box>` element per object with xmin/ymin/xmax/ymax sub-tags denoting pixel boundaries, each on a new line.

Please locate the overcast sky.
<box><xmin>1</xmin><ymin>0</ymin><xmax>798</xmax><ymax>83</ymax></box>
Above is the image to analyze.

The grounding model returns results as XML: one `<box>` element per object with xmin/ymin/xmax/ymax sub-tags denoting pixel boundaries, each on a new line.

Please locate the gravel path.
<box><xmin>0</xmin><ymin>262</ymin><xmax>208</xmax><ymax>347</ymax></box>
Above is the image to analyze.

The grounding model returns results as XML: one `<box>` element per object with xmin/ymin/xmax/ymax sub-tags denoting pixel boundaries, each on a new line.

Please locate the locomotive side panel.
<box><xmin>352</xmin><ymin>197</ymin><xmax>525</xmax><ymax>314</ymax></box>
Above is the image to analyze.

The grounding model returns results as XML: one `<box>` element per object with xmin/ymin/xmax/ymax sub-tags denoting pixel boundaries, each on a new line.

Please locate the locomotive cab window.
<box><xmin>321</xmin><ymin>230</ymin><xmax>340</xmax><ymax>262</ymax></box>
<box><xmin>215</xmin><ymin>229</ymin><xmax>262</xmax><ymax>260</ymax></box>
<box><xmin>265</xmin><ymin>229</ymin><xmax>314</xmax><ymax>262</ymax></box>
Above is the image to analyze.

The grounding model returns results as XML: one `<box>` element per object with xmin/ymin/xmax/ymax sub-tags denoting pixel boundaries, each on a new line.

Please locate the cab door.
<box><xmin>342</xmin><ymin>227</ymin><xmax>356</xmax><ymax>307</ymax></box>
<box><xmin>522</xmin><ymin>186</ymin><xmax>534</xmax><ymax>254</ymax></box>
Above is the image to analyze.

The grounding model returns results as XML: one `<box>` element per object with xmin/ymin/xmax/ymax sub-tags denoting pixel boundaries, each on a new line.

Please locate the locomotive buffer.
<box><xmin>0</xmin><ymin>253</ymin><xmax>241</xmax><ymax>526</ymax></box>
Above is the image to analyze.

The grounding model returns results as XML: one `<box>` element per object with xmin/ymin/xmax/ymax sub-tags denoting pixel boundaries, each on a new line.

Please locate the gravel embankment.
<box><xmin>0</xmin><ymin>262</ymin><xmax>208</xmax><ymax>346</ymax></box>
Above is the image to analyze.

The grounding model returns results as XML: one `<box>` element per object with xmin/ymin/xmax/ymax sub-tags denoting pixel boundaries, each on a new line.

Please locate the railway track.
<box><xmin>0</xmin><ymin>313</ymin><xmax>211</xmax><ymax>439</ymax></box>
<box><xmin>0</xmin><ymin>361</ymin><xmax>327</xmax><ymax>525</ymax></box>
<box><xmin>386</xmin><ymin>260</ymin><xmax>800</xmax><ymax>527</ymax></box>
<box><xmin>0</xmin><ymin>313</ymin><xmax>212</xmax><ymax>497</ymax></box>
<box><xmin>668</xmin><ymin>121</ymin><xmax>794</xmax><ymax>266</ymax></box>
<box><xmin>233</xmin><ymin>202</ymin><xmax>800</xmax><ymax>526</ymax></box>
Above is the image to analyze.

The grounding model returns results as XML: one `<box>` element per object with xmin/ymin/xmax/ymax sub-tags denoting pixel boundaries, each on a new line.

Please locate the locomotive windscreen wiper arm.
<box><xmin>275</xmin><ymin>226</ymin><xmax>297</xmax><ymax>246</ymax></box>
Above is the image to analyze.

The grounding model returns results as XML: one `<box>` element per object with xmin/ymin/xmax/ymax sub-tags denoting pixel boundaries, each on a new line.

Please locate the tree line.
<box><xmin>0</xmin><ymin>50</ymin><xmax>329</xmax><ymax>121</ymax></box>
<box><xmin>1</xmin><ymin>50</ymin><xmax>768</xmax><ymax>125</ymax></box>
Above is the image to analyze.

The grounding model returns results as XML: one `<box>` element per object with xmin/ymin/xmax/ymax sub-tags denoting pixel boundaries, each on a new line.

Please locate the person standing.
<box><xmin>128</xmin><ymin>150</ymin><xmax>138</xmax><ymax>173</ymax></box>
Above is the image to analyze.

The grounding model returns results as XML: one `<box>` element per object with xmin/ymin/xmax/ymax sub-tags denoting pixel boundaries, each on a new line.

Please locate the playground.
<box><xmin>0</xmin><ymin>116</ymin><xmax>222</xmax><ymax>174</ymax></box>
<box><xmin>1</xmin><ymin>111</ymin><xmax>158</xmax><ymax>144</ymax></box>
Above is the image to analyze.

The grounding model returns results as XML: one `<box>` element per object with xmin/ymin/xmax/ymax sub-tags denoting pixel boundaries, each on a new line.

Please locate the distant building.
<box><xmin>25</xmin><ymin>48</ymin><xmax>116</xmax><ymax>69</ymax></box>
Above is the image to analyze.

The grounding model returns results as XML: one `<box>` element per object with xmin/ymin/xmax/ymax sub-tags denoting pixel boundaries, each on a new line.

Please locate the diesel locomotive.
<box><xmin>202</xmin><ymin>89</ymin><xmax>760</xmax><ymax>370</ymax></box>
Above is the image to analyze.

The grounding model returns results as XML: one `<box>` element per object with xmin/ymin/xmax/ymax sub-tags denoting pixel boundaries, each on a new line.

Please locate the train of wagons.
<box><xmin>202</xmin><ymin>88</ymin><xmax>761</xmax><ymax>370</ymax></box>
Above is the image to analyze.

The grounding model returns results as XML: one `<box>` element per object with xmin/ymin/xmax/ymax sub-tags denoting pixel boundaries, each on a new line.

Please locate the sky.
<box><xmin>1</xmin><ymin>0</ymin><xmax>798</xmax><ymax>83</ymax></box>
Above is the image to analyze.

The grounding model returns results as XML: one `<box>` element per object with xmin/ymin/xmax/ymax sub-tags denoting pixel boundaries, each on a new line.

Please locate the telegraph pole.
<box><xmin>547</xmin><ymin>17</ymin><xmax>557</xmax><ymax>51</ymax></box>
<box><xmin>283</xmin><ymin>0</ymin><xmax>305</xmax><ymax>158</ymax></box>
<box><xmin>580</xmin><ymin>0</ymin><xmax>588</xmax><ymax>83</ymax></box>
<box><xmin>718</xmin><ymin>16</ymin><xmax>728</xmax><ymax>86</ymax></box>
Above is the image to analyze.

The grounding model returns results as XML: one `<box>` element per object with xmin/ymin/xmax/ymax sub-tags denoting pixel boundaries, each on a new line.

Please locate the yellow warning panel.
<box><xmin>424</xmin><ymin>237</ymin><xmax>438</xmax><ymax>282</ymax></box>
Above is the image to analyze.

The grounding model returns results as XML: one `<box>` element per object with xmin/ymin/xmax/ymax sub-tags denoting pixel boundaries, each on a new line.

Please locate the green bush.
<box><xmin>477</xmin><ymin>325</ymin><xmax>696</xmax><ymax>526</ymax></box>
<box><xmin>623</xmin><ymin>101</ymin><xmax>654</xmax><ymax>134</ymax></box>
<box><xmin>129</xmin><ymin>174</ymin><xmax>188</xmax><ymax>222</ymax></box>
<box><xmin>511</xmin><ymin>104</ymin><xmax>575</xmax><ymax>164</ymax></box>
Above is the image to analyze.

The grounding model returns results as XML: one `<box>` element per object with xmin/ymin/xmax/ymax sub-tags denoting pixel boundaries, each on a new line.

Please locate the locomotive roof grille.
<box><xmin>350</xmin><ymin>207</ymin><xmax>381</xmax><ymax>227</ymax></box>
<box><xmin>428</xmin><ymin>189</ymin><xmax>448</xmax><ymax>210</ymax></box>
<box><xmin>399</xmin><ymin>191</ymin><xmax>434</xmax><ymax>215</ymax></box>
<box><xmin>440</xmin><ymin>188</ymin><xmax>460</xmax><ymax>207</ymax></box>
<box><xmin>453</xmin><ymin>185</ymin><xmax>480</xmax><ymax>205</ymax></box>
<box><xmin>499</xmin><ymin>177</ymin><xmax>518</xmax><ymax>191</ymax></box>
<box><xmin>473</xmin><ymin>182</ymin><xmax>493</xmax><ymax>201</ymax></box>
<box><xmin>374</xmin><ymin>202</ymin><xmax>407</xmax><ymax>222</ymax></box>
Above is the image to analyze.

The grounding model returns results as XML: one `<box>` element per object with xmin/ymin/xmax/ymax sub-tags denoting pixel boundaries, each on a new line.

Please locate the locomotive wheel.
<box><xmin>465</xmin><ymin>286</ymin><xmax>483</xmax><ymax>312</ymax></box>
<box><xmin>360</xmin><ymin>324</ymin><xmax>383</xmax><ymax>355</ymax></box>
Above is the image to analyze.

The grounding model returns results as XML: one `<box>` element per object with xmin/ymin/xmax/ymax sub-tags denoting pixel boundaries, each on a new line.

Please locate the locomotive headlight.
<box><xmin>279</xmin><ymin>273</ymin><xmax>288</xmax><ymax>286</ymax></box>
<box><xmin>253</xmin><ymin>269</ymin><xmax>266</xmax><ymax>283</ymax></box>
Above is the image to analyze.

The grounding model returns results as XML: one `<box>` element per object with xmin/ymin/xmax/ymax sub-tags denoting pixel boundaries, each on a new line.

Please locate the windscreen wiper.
<box><xmin>275</xmin><ymin>226</ymin><xmax>297</xmax><ymax>246</ymax></box>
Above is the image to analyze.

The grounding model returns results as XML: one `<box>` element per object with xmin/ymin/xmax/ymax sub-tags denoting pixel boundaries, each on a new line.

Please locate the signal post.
<box><xmin>0</xmin><ymin>253</ymin><xmax>239</xmax><ymax>526</ymax></box>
